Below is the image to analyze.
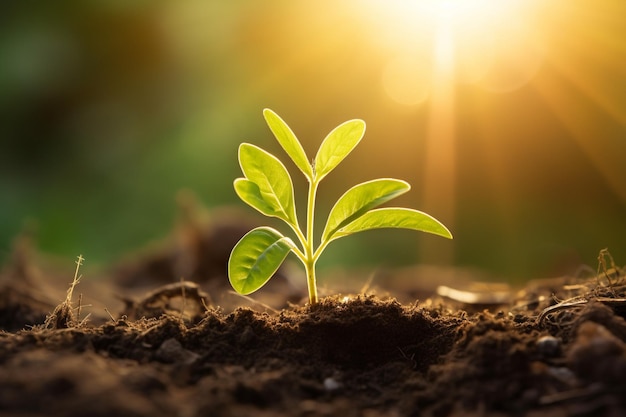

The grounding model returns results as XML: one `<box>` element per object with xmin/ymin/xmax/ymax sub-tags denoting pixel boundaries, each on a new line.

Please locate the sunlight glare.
<box><xmin>361</xmin><ymin>0</ymin><xmax>543</xmax><ymax>101</ymax></box>
<box><xmin>362</xmin><ymin>0</ymin><xmax>543</xmax><ymax>265</ymax></box>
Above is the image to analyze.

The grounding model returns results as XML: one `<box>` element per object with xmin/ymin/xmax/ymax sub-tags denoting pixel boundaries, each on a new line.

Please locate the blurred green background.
<box><xmin>1</xmin><ymin>0</ymin><xmax>625</xmax><ymax>280</ymax></box>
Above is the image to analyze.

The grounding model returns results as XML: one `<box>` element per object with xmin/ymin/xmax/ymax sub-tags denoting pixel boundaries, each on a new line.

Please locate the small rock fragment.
<box><xmin>323</xmin><ymin>377</ymin><xmax>341</xmax><ymax>391</ymax></box>
<box><xmin>567</xmin><ymin>321</ymin><xmax>626</xmax><ymax>384</ymax></box>
<box><xmin>536</xmin><ymin>335</ymin><xmax>560</xmax><ymax>357</ymax></box>
<box><xmin>155</xmin><ymin>338</ymin><xmax>200</xmax><ymax>365</ymax></box>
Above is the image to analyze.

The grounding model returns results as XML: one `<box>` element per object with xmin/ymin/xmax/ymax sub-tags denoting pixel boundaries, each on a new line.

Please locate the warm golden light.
<box><xmin>357</xmin><ymin>0</ymin><xmax>546</xmax><ymax>265</ymax></box>
<box><xmin>428</xmin><ymin>0</ymin><xmax>544</xmax><ymax>90</ymax></box>
<box><xmin>382</xmin><ymin>55</ymin><xmax>432</xmax><ymax>106</ymax></box>
<box><xmin>360</xmin><ymin>0</ymin><xmax>544</xmax><ymax>100</ymax></box>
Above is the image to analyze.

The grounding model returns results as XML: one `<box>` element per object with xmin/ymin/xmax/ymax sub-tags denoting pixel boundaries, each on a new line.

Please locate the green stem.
<box><xmin>305</xmin><ymin>256</ymin><xmax>317</xmax><ymax>306</ymax></box>
<box><xmin>286</xmin><ymin>222</ymin><xmax>308</xmax><ymax>258</ymax></box>
<box><xmin>305</xmin><ymin>178</ymin><xmax>319</xmax><ymax>305</ymax></box>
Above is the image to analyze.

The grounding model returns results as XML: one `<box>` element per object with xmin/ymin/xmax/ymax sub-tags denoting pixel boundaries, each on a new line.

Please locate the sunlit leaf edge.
<box><xmin>228</xmin><ymin>226</ymin><xmax>295</xmax><ymax>295</ymax></box>
<box><xmin>263</xmin><ymin>108</ymin><xmax>313</xmax><ymax>179</ymax></box>
<box><xmin>332</xmin><ymin>207</ymin><xmax>453</xmax><ymax>241</ymax></box>
<box><xmin>322</xmin><ymin>178</ymin><xmax>411</xmax><ymax>242</ymax></box>
<box><xmin>238</xmin><ymin>143</ymin><xmax>298</xmax><ymax>225</ymax></box>
<box><xmin>314</xmin><ymin>119</ymin><xmax>366</xmax><ymax>181</ymax></box>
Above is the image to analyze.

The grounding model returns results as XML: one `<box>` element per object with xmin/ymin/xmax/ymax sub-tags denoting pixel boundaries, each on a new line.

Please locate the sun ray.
<box><xmin>534</xmin><ymin>68</ymin><xmax>626</xmax><ymax>207</ymax></box>
<box><xmin>537</xmin><ymin>3</ymin><xmax>626</xmax><ymax>128</ymax></box>
<box><xmin>417</xmin><ymin>16</ymin><xmax>457</xmax><ymax>265</ymax></box>
<box><xmin>528</xmin><ymin>0</ymin><xmax>626</xmax><ymax>206</ymax></box>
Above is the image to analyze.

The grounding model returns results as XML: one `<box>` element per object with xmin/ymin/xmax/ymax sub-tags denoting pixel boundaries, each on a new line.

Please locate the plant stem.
<box><xmin>305</xmin><ymin>257</ymin><xmax>318</xmax><ymax>305</ymax></box>
<box><xmin>305</xmin><ymin>178</ymin><xmax>319</xmax><ymax>305</ymax></box>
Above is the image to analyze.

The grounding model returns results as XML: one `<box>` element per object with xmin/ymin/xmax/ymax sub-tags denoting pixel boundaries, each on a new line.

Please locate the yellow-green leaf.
<box><xmin>234</xmin><ymin>178</ymin><xmax>280</xmax><ymax>218</ymax></box>
<box><xmin>238</xmin><ymin>143</ymin><xmax>298</xmax><ymax>226</ymax></box>
<box><xmin>322</xmin><ymin>179</ymin><xmax>410</xmax><ymax>242</ymax></box>
<box><xmin>228</xmin><ymin>227</ymin><xmax>295</xmax><ymax>295</ymax></box>
<box><xmin>333</xmin><ymin>208</ymin><xmax>453</xmax><ymax>241</ymax></box>
<box><xmin>263</xmin><ymin>109</ymin><xmax>313</xmax><ymax>179</ymax></box>
<box><xmin>314</xmin><ymin>119</ymin><xmax>365</xmax><ymax>181</ymax></box>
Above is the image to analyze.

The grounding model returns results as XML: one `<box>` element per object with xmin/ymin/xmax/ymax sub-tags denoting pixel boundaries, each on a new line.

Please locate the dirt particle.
<box><xmin>567</xmin><ymin>321</ymin><xmax>626</xmax><ymax>384</ymax></box>
<box><xmin>155</xmin><ymin>337</ymin><xmax>199</xmax><ymax>364</ymax></box>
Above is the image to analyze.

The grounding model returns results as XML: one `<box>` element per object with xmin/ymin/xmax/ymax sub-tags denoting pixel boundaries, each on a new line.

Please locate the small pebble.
<box><xmin>567</xmin><ymin>321</ymin><xmax>626</xmax><ymax>383</ymax></box>
<box><xmin>536</xmin><ymin>335</ymin><xmax>560</xmax><ymax>357</ymax></box>
<box><xmin>546</xmin><ymin>366</ymin><xmax>576</xmax><ymax>382</ymax></box>
<box><xmin>323</xmin><ymin>377</ymin><xmax>341</xmax><ymax>391</ymax></box>
<box><xmin>155</xmin><ymin>338</ymin><xmax>200</xmax><ymax>364</ymax></box>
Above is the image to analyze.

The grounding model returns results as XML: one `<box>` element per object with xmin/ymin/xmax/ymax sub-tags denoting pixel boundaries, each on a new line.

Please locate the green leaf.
<box><xmin>238</xmin><ymin>143</ymin><xmax>298</xmax><ymax>225</ymax></box>
<box><xmin>263</xmin><ymin>109</ymin><xmax>313</xmax><ymax>179</ymax></box>
<box><xmin>228</xmin><ymin>227</ymin><xmax>295</xmax><ymax>295</ymax></box>
<box><xmin>333</xmin><ymin>208</ymin><xmax>453</xmax><ymax>241</ymax></box>
<box><xmin>314</xmin><ymin>119</ymin><xmax>365</xmax><ymax>181</ymax></box>
<box><xmin>322</xmin><ymin>179</ymin><xmax>411</xmax><ymax>242</ymax></box>
<box><xmin>234</xmin><ymin>178</ymin><xmax>280</xmax><ymax>218</ymax></box>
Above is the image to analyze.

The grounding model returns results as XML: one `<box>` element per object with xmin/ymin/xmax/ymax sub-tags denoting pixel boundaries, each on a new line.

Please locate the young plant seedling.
<box><xmin>228</xmin><ymin>109</ymin><xmax>453</xmax><ymax>305</ymax></box>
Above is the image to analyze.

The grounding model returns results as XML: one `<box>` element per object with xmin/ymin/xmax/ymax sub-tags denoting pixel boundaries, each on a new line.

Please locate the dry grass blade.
<box><xmin>44</xmin><ymin>255</ymin><xmax>85</xmax><ymax>329</ymax></box>
<box><xmin>537</xmin><ymin>249</ymin><xmax>626</xmax><ymax>324</ymax></box>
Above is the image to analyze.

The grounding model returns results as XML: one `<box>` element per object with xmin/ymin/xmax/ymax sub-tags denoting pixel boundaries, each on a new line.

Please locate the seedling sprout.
<box><xmin>228</xmin><ymin>109</ymin><xmax>452</xmax><ymax>305</ymax></box>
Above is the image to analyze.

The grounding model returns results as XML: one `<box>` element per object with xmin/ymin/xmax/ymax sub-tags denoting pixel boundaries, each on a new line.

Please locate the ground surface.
<box><xmin>1</xmin><ymin>217</ymin><xmax>626</xmax><ymax>417</ymax></box>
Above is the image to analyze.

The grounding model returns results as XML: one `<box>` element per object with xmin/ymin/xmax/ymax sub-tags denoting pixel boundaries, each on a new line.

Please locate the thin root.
<box><xmin>537</xmin><ymin>297</ymin><xmax>626</xmax><ymax>325</ymax></box>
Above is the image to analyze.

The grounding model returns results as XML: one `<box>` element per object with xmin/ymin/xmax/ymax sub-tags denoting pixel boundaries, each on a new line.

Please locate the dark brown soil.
<box><xmin>2</xmin><ymin>219</ymin><xmax>626</xmax><ymax>417</ymax></box>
